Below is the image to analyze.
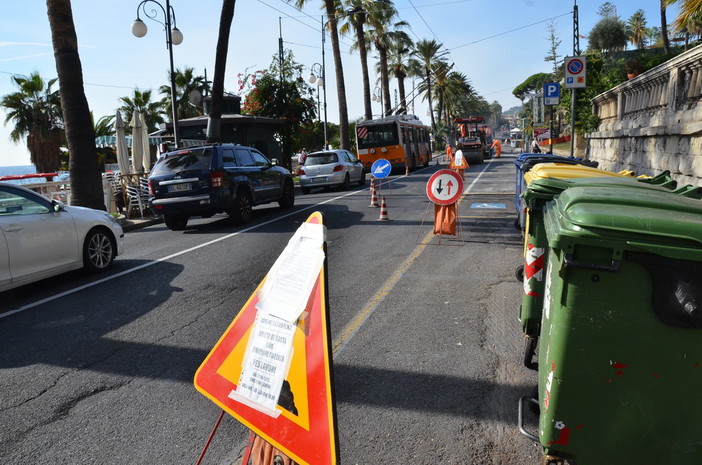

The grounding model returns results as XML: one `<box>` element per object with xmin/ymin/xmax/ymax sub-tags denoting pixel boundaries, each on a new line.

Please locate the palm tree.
<box><xmin>1</xmin><ymin>72</ymin><xmax>63</xmax><ymax>173</ymax></box>
<box><xmin>94</xmin><ymin>114</ymin><xmax>115</xmax><ymax>137</ymax></box>
<box><xmin>340</xmin><ymin>0</ymin><xmax>372</xmax><ymax>120</ymax></box>
<box><xmin>366</xmin><ymin>3</ymin><xmax>407</xmax><ymax>117</ymax></box>
<box><xmin>93</xmin><ymin>113</ymin><xmax>117</xmax><ymax>167</ymax></box>
<box><xmin>661</xmin><ymin>0</ymin><xmax>672</xmax><ymax>54</ymax></box>
<box><xmin>387</xmin><ymin>34</ymin><xmax>413</xmax><ymax>115</ymax></box>
<box><xmin>442</xmin><ymin>71</ymin><xmax>475</xmax><ymax>127</ymax></box>
<box><xmin>664</xmin><ymin>0</ymin><xmax>702</xmax><ymax>29</ymax></box>
<box><xmin>118</xmin><ymin>89</ymin><xmax>166</xmax><ymax>133</ymax></box>
<box><xmin>410</xmin><ymin>39</ymin><xmax>448</xmax><ymax>132</ymax></box>
<box><xmin>160</xmin><ymin>66</ymin><xmax>208</xmax><ymax>120</ymax></box>
<box><xmin>289</xmin><ymin>0</ymin><xmax>352</xmax><ymax>149</ymax></box>
<box><xmin>47</xmin><ymin>0</ymin><xmax>105</xmax><ymax>209</ymax></box>
<box><xmin>206</xmin><ymin>0</ymin><xmax>236</xmax><ymax>143</ymax></box>
<box><xmin>627</xmin><ymin>9</ymin><xmax>648</xmax><ymax>49</ymax></box>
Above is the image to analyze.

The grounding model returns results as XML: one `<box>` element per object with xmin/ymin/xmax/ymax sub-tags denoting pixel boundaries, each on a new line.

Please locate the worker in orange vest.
<box><xmin>445</xmin><ymin>143</ymin><xmax>454</xmax><ymax>163</ymax></box>
<box><xmin>490</xmin><ymin>139</ymin><xmax>502</xmax><ymax>158</ymax></box>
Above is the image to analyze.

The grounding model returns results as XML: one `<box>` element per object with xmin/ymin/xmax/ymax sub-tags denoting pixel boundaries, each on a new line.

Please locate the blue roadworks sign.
<box><xmin>371</xmin><ymin>159</ymin><xmax>392</xmax><ymax>178</ymax></box>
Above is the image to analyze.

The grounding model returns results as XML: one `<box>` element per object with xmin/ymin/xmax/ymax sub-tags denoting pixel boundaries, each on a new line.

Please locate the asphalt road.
<box><xmin>0</xmin><ymin>147</ymin><xmax>542</xmax><ymax>465</ymax></box>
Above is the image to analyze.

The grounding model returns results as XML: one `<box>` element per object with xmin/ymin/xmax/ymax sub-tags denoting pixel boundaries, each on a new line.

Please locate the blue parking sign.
<box><xmin>544</xmin><ymin>82</ymin><xmax>560</xmax><ymax>106</ymax></box>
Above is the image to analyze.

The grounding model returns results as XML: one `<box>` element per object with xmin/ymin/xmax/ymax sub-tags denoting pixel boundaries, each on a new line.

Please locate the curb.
<box><xmin>119</xmin><ymin>216</ymin><xmax>163</xmax><ymax>232</ymax></box>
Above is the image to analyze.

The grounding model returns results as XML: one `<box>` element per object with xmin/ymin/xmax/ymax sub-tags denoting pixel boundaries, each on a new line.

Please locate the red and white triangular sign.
<box><xmin>194</xmin><ymin>211</ymin><xmax>338</xmax><ymax>465</ymax></box>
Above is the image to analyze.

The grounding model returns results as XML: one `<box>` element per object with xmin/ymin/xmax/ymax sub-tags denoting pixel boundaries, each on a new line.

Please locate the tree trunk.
<box><xmin>325</xmin><ymin>1</ymin><xmax>350</xmax><ymax>150</ymax></box>
<box><xmin>378</xmin><ymin>46</ymin><xmax>391</xmax><ymax>117</ymax></box>
<box><xmin>207</xmin><ymin>0</ymin><xmax>236</xmax><ymax>144</ymax></box>
<box><xmin>426</xmin><ymin>66</ymin><xmax>435</xmax><ymax>132</ymax></box>
<box><xmin>661</xmin><ymin>0</ymin><xmax>670</xmax><ymax>55</ymax></box>
<box><xmin>46</xmin><ymin>0</ymin><xmax>104</xmax><ymax>210</ymax></box>
<box><xmin>398</xmin><ymin>72</ymin><xmax>407</xmax><ymax>114</ymax></box>
<box><xmin>354</xmin><ymin>22</ymin><xmax>372</xmax><ymax>121</ymax></box>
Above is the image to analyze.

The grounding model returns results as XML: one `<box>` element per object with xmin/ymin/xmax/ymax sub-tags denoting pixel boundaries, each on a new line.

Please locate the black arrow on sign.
<box><xmin>436</xmin><ymin>179</ymin><xmax>443</xmax><ymax>194</ymax></box>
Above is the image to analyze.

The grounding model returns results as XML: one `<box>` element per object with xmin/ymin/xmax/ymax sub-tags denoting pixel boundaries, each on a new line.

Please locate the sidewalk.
<box><xmin>118</xmin><ymin>215</ymin><xmax>162</xmax><ymax>232</ymax></box>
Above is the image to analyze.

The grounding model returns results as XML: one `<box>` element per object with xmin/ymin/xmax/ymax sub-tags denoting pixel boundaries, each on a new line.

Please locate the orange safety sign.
<box><xmin>194</xmin><ymin>212</ymin><xmax>338</xmax><ymax>465</ymax></box>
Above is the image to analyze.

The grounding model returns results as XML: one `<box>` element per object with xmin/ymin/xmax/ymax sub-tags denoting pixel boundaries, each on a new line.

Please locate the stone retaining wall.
<box><xmin>587</xmin><ymin>44</ymin><xmax>702</xmax><ymax>186</ymax></box>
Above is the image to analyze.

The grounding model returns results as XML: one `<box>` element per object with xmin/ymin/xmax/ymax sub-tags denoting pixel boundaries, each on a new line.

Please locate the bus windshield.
<box><xmin>357</xmin><ymin>123</ymin><xmax>398</xmax><ymax>149</ymax></box>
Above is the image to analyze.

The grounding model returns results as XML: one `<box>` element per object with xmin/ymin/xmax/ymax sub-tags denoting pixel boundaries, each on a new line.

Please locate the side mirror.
<box><xmin>270</xmin><ymin>158</ymin><xmax>279</xmax><ymax>166</ymax></box>
<box><xmin>51</xmin><ymin>199</ymin><xmax>64</xmax><ymax>213</ymax></box>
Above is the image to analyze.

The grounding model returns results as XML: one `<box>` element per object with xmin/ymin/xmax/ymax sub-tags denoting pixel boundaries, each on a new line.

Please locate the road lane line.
<box><xmin>0</xmin><ymin>188</ymin><xmax>375</xmax><ymax>319</ymax></box>
<box><xmin>0</xmin><ymin>161</ymin><xmax>482</xmax><ymax>320</ymax></box>
<box><xmin>331</xmin><ymin>157</ymin><xmax>496</xmax><ymax>356</ymax></box>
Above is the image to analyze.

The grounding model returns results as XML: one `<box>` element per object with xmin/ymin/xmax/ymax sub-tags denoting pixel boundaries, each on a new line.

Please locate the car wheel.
<box><xmin>278</xmin><ymin>179</ymin><xmax>295</xmax><ymax>209</ymax></box>
<box><xmin>301</xmin><ymin>186</ymin><xmax>311</xmax><ymax>195</ymax></box>
<box><xmin>230</xmin><ymin>189</ymin><xmax>253</xmax><ymax>224</ymax></box>
<box><xmin>358</xmin><ymin>170</ymin><xmax>366</xmax><ymax>186</ymax></box>
<box><xmin>164</xmin><ymin>214</ymin><xmax>189</xmax><ymax>231</ymax></box>
<box><xmin>341</xmin><ymin>174</ymin><xmax>351</xmax><ymax>190</ymax></box>
<box><xmin>83</xmin><ymin>228</ymin><xmax>116</xmax><ymax>272</ymax></box>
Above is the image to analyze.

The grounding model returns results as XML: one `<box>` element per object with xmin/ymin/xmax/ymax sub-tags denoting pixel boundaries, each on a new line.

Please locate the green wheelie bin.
<box><xmin>519</xmin><ymin>171</ymin><xmax>680</xmax><ymax>369</ymax></box>
<box><xmin>522</xmin><ymin>185</ymin><xmax>702</xmax><ymax>465</ymax></box>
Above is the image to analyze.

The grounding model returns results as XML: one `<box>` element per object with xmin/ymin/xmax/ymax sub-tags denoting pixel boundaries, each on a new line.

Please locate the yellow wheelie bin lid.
<box><xmin>523</xmin><ymin>162</ymin><xmax>633</xmax><ymax>186</ymax></box>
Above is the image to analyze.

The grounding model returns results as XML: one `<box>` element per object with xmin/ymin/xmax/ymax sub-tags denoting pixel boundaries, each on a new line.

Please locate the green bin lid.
<box><xmin>544</xmin><ymin>186</ymin><xmax>702</xmax><ymax>260</ymax></box>
<box><xmin>522</xmin><ymin>175</ymin><xmax>675</xmax><ymax>208</ymax></box>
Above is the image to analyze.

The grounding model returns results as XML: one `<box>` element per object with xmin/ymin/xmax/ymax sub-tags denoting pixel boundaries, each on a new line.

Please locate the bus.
<box><xmin>355</xmin><ymin>115</ymin><xmax>432</xmax><ymax>172</ymax></box>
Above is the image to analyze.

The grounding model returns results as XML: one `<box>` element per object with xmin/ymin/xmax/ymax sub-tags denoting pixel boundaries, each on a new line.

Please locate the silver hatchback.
<box><xmin>299</xmin><ymin>150</ymin><xmax>366</xmax><ymax>194</ymax></box>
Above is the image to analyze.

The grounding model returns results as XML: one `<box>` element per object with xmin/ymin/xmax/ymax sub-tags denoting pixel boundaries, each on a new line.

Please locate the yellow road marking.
<box><xmin>331</xmin><ymin>158</ymin><xmax>498</xmax><ymax>356</ymax></box>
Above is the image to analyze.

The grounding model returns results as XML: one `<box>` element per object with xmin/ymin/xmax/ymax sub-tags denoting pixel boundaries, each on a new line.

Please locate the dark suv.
<box><xmin>148</xmin><ymin>144</ymin><xmax>295</xmax><ymax>230</ymax></box>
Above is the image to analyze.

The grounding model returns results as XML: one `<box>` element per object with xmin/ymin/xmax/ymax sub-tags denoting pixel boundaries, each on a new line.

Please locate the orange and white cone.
<box><xmin>369</xmin><ymin>179</ymin><xmax>379</xmax><ymax>207</ymax></box>
<box><xmin>377</xmin><ymin>196</ymin><xmax>390</xmax><ymax>221</ymax></box>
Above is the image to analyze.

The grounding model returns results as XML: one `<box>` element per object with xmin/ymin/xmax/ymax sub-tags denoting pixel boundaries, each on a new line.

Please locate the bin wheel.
<box><xmin>515</xmin><ymin>265</ymin><xmax>524</xmax><ymax>282</ymax></box>
<box><xmin>524</xmin><ymin>337</ymin><xmax>538</xmax><ymax>371</ymax></box>
<box><xmin>541</xmin><ymin>455</ymin><xmax>567</xmax><ymax>465</ymax></box>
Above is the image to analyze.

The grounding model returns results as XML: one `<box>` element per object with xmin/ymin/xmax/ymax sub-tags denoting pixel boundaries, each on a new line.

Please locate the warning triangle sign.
<box><xmin>194</xmin><ymin>212</ymin><xmax>338</xmax><ymax>465</ymax></box>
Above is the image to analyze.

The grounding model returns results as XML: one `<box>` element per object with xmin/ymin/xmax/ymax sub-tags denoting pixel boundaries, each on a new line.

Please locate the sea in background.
<box><xmin>0</xmin><ymin>165</ymin><xmax>69</xmax><ymax>185</ymax></box>
<box><xmin>0</xmin><ymin>165</ymin><xmax>36</xmax><ymax>177</ymax></box>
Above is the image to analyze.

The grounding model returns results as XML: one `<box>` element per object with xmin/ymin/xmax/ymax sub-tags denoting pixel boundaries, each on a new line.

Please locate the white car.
<box><xmin>298</xmin><ymin>149</ymin><xmax>366</xmax><ymax>194</ymax></box>
<box><xmin>0</xmin><ymin>182</ymin><xmax>124</xmax><ymax>292</ymax></box>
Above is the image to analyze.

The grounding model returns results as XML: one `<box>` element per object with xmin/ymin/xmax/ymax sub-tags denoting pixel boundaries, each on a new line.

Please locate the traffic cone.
<box><xmin>377</xmin><ymin>196</ymin><xmax>390</xmax><ymax>221</ymax></box>
<box><xmin>369</xmin><ymin>179</ymin><xmax>379</xmax><ymax>207</ymax></box>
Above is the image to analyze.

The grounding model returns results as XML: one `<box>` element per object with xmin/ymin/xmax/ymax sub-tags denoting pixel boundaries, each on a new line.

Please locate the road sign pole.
<box><xmin>549</xmin><ymin>106</ymin><xmax>554</xmax><ymax>154</ymax></box>
<box><xmin>570</xmin><ymin>89</ymin><xmax>576</xmax><ymax>157</ymax></box>
<box><xmin>570</xmin><ymin>0</ymin><xmax>580</xmax><ymax>158</ymax></box>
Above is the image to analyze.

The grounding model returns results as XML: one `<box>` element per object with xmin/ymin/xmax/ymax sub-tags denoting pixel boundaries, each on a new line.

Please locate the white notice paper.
<box><xmin>256</xmin><ymin>222</ymin><xmax>325</xmax><ymax>323</ymax></box>
<box><xmin>229</xmin><ymin>311</ymin><xmax>296</xmax><ymax>416</ymax></box>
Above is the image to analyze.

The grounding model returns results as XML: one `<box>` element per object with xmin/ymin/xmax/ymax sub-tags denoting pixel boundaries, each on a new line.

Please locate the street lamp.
<box><xmin>131</xmin><ymin>0</ymin><xmax>182</xmax><ymax>148</ymax></box>
<box><xmin>372</xmin><ymin>86</ymin><xmax>383</xmax><ymax>116</ymax></box>
<box><xmin>308</xmin><ymin>62</ymin><xmax>327</xmax><ymax>150</ymax></box>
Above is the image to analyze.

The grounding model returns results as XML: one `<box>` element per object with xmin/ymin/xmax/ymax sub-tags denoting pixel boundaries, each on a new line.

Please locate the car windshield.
<box><xmin>305</xmin><ymin>153</ymin><xmax>338</xmax><ymax>166</ymax></box>
<box><xmin>151</xmin><ymin>148</ymin><xmax>212</xmax><ymax>175</ymax></box>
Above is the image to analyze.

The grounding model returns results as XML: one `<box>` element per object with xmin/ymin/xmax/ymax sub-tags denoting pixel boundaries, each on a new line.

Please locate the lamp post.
<box><xmin>131</xmin><ymin>0</ymin><xmax>183</xmax><ymax>148</ymax></box>
<box><xmin>308</xmin><ymin>62</ymin><xmax>327</xmax><ymax>150</ymax></box>
<box><xmin>372</xmin><ymin>86</ymin><xmax>383</xmax><ymax>117</ymax></box>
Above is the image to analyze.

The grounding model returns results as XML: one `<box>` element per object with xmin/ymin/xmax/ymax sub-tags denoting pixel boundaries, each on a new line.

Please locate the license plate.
<box><xmin>310</xmin><ymin>177</ymin><xmax>326</xmax><ymax>183</ymax></box>
<box><xmin>168</xmin><ymin>183</ymin><xmax>191</xmax><ymax>192</ymax></box>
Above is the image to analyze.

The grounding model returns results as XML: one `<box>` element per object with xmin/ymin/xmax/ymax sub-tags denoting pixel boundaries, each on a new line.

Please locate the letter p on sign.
<box><xmin>544</xmin><ymin>82</ymin><xmax>560</xmax><ymax>106</ymax></box>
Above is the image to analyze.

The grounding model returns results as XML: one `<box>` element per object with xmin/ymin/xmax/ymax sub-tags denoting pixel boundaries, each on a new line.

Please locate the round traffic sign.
<box><xmin>426</xmin><ymin>169</ymin><xmax>464</xmax><ymax>205</ymax></box>
<box><xmin>371</xmin><ymin>158</ymin><xmax>392</xmax><ymax>179</ymax></box>
<box><xmin>567</xmin><ymin>58</ymin><xmax>584</xmax><ymax>75</ymax></box>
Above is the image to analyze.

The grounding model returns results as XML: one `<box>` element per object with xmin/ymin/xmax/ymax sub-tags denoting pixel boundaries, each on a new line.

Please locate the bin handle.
<box><xmin>564</xmin><ymin>254</ymin><xmax>621</xmax><ymax>272</ymax></box>
<box><xmin>518</xmin><ymin>396</ymin><xmax>540</xmax><ymax>443</ymax></box>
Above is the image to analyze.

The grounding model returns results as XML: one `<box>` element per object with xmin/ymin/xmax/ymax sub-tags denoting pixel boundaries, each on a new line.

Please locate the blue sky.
<box><xmin>0</xmin><ymin>0</ymin><xmax>678</xmax><ymax>166</ymax></box>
